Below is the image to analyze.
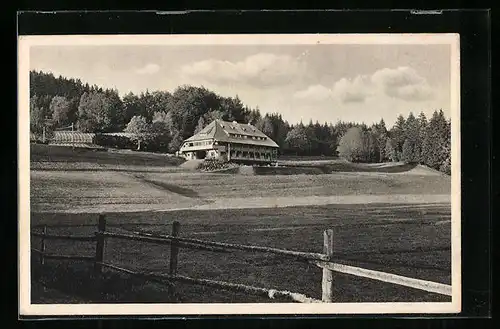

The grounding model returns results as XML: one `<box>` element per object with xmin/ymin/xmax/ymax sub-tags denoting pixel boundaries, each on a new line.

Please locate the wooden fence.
<box><xmin>31</xmin><ymin>214</ymin><xmax>452</xmax><ymax>303</ymax></box>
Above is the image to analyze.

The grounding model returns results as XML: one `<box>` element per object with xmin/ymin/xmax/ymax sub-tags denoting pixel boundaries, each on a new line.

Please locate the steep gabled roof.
<box><xmin>184</xmin><ymin>119</ymin><xmax>279</xmax><ymax>148</ymax></box>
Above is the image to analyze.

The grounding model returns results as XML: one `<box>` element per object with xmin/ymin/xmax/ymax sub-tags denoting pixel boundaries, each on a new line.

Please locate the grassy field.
<box><xmin>30</xmin><ymin>168</ymin><xmax>451</xmax><ymax>213</ymax></box>
<box><xmin>29</xmin><ymin>145</ymin><xmax>452</xmax><ymax>304</ymax></box>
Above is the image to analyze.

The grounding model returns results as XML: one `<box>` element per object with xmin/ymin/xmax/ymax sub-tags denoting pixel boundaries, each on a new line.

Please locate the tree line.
<box><xmin>336</xmin><ymin>111</ymin><xmax>451</xmax><ymax>174</ymax></box>
<box><xmin>30</xmin><ymin>70</ymin><xmax>451</xmax><ymax>174</ymax></box>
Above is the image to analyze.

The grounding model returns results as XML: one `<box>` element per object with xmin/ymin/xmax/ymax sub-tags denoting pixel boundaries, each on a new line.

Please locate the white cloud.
<box><xmin>294</xmin><ymin>75</ymin><xmax>372</xmax><ymax>104</ymax></box>
<box><xmin>135</xmin><ymin>63</ymin><xmax>160</xmax><ymax>75</ymax></box>
<box><xmin>332</xmin><ymin>75</ymin><xmax>373</xmax><ymax>103</ymax></box>
<box><xmin>294</xmin><ymin>66</ymin><xmax>434</xmax><ymax>104</ymax></box>
<box><xmin>293</xmin><ymin>85</ymin><xmax>332</xmax><ymax>101</ymax></box>
<box><xmin>371</xmin><ymin>66</ymin><xmax>434</xmax><ymax>101</ymax></box>
<box><xmin>180</xmin><ymin>53</ymin><xmax>307</xmax><ymax>87</ymax></box>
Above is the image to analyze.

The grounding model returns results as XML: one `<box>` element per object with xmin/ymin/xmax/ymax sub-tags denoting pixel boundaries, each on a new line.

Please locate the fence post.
<box><xmin>94</xmin><ymin>214</ymin><xmax>106</xmax><ymax>277</ymax></box>
<box><xmin>169</xmin><ymin>221</ymin><xmax>181</xmax><ymax>276</ymax></box>
<box><xmin>39</xmin><ymin>225</ymin><xmax>47</xmax><ymax>266</ymax></box>
<box><xmin>321</xmin><ymin>229</ymin><xmax>334</xmax><ymax>302</ymax></box>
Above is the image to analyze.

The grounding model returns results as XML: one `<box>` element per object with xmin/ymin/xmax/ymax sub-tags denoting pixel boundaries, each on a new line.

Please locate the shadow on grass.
<box><xmin>327</xmin><ymin>162</ymin><xmax>420</xmax><ymax>173</ymax></box>
<box><xmin>30</xmin><ymin>258</ymin><xmax>283</xmax><ymax>304</ymax></box>
<box><xmin>31</xmin><ymin>258</ymin><xmax>178</xmax><ymax>304</ymax></box>
<box><xmin>250</xmin><ymin>163</ymin><xmax>420</xmax><ymax>175</ymax></box>
<box><xmin>130</xmin><ymin>174</ymin><xmax>200</xmax><ymax>198</ymax></box>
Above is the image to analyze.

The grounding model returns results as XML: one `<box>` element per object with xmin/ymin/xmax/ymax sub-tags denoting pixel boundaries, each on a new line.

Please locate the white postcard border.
<box><xmin>18</xmin><ymin>33</ymin><xmax>461</xmax><ymax>316</ymax></box>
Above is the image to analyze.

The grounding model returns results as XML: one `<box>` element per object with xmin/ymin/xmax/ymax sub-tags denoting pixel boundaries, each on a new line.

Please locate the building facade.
<box><xmin>179</xmin><ymin>120</ymin><xmax>279</xmax><ymax>164</ymax></box>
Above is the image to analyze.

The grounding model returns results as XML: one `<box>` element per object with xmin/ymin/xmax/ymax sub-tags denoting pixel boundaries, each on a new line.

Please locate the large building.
<box><xmin>179</xmin><ymin>119</ymin><xmax>279</xmax><ymax>164</ymax></box>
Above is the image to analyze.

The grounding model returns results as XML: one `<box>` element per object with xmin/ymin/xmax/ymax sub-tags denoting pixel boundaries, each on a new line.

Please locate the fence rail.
<box><xmin>99</xmin><ymin>231</ymin><xmax>229</xmax><ymax>253</ymax></box>
<box><xmin>314</xmin><ymin>261</ymin><xmax>452</xmax><ymax>296</ymax></box>
<box><xmin>31</xmin><ymin>214</ymin><xmax>452</xmax><ymax>303</ymax></box>
<box><xmin>99</xmin><ymin>262</ymin><xmax>322</xmax><ymax>303</ymax></box>
<box><xmin>32</xmin><ymin>232</ymin><xmax>97</xmax><ymax>242</ymax></box>
<box><xmin>117</xmin><ymin>228</ymin><xmax>329</xmax><ymax>262</ymax></box>
<box><xmin>32</xmin><ymin>248</ymin><xmax>95</xmax><ymax>262</ymax></box>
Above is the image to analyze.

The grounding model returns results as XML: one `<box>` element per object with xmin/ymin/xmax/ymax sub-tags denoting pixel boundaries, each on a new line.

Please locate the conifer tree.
<box><xmin>390</xmin><ymin>114</ymin><xmax>407</xmax><ymax>160</ymax></box>
<box><xmin>405</xmin><ymin>112</ymin><xmax>421</xmax><ymax>162</ymax></box>
<box><xmin>418</xmin><ymin>112</ymin><xmax>428</xmax><ymax>164</ymax></box>
<box><xmin>401</xmin><ymin>138</ymin><xmax>418</xmax><ymax>163</ymax></box>
<box><xmin>423</xmin><ymin>110</ymin><xmax>449</xmax><ymax>170</ymax></box>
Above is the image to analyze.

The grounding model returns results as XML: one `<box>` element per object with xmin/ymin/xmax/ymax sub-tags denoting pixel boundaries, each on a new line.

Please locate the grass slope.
<box><xmin>31</xmin><ymin>144</ymin><xmax>185</xmax><ymax>167</ymax></box>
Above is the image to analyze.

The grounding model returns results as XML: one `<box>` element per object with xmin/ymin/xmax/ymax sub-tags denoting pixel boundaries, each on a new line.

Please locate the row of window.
<box><xmin>221</xmin><ymin>124</ymin><xmax>257</xmax><ymax>133</ymax></box>
<box><xmin>185</xmin><ymin>140</ymin><xmax>212</xmax><ymax>147</ymax></box>
<box><xmin>230</xmin><ymin>151</ymin><xmax>275</xmax><ymax>159</ymax></box>
<box><xmin>230</xmin><ymin>146</ymin><xmax>276</xmax><ymax>153</ymax></box>
<box><xmin>229</xmin><ymin>133</ymin><xmax>266</xmax><ymax>141</ymax></box>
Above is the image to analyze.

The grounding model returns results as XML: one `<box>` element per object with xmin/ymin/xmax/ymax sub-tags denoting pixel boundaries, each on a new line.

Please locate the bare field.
<box><xmin>28</xmin><ymin>145</ymin><xmax>452</xmax><ymax>304</ymax></box>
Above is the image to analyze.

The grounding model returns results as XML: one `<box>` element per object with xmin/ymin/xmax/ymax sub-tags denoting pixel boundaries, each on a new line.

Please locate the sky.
<box><xmin>30</xmin><ymin>43</ymin><xmax>452</xmax><ymax>127</ymax></box>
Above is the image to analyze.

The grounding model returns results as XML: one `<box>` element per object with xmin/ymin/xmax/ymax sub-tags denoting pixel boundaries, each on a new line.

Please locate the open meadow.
<box><xmin>29</xmin><ymin>145</ymin><xmax>452</xmax><ymax>303</ymax></box>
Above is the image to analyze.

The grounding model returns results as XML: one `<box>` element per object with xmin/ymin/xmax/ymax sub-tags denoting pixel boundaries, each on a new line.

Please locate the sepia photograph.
<box><xmin>18</xmin><ymin>34</ymin><xmax>461</xmax><ymax>316</ymax></box>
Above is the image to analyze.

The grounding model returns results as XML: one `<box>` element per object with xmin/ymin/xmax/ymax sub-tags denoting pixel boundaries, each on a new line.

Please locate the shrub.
<box><xmin>95</xmin><ymin>134</ymin><xmax>135</xmax><ymax>149</ymax></box>
<box><xmin>198</xmin><ymin>158</ymin><xmax>233</xmax><ymax>172</ymax></box>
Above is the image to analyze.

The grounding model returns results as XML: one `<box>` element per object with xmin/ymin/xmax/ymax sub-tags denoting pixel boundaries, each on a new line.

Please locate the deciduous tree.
<box><xmin>124</xmin><ymin>115</ymin><xmax>151</xmax><ymax>150</ymax></box>
<box><xmin>338</xmin><ymin>126</ymin><xmax>365</xmax><ymax>162</ymax></box>
<box><xmin>385</xmin><ymin>137</ymin><xmax>398</xmax><ymax>162</ymax></box>
<box><xmin>285</xmin><ymin>124</ymin><xmax>310</xmax><ymax>155</ymax></box>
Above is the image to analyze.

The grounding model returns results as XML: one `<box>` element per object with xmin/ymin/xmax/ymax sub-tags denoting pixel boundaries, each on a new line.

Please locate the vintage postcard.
<box><xmin>18</xmin><ymin>33</ymin><xmax>461</xmax><ymax>316</ymax></box>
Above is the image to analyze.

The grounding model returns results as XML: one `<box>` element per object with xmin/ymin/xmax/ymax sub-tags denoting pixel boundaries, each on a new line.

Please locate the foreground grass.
<box><xmin>31</xmin><ymin>203</ymin><xmax>451</xmax><ymax>303</ymax></box>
